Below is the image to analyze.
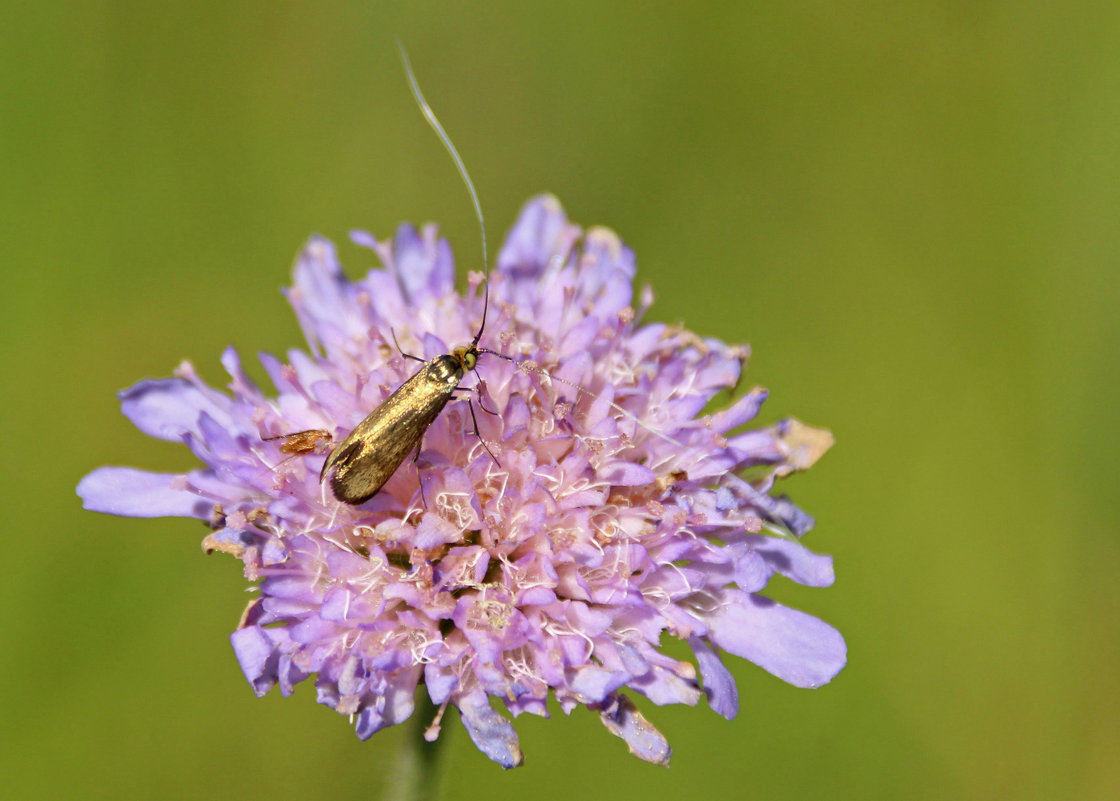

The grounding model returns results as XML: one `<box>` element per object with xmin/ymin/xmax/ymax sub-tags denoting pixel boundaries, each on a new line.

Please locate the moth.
<box><xmin>320</xmin><ymin>340</ymin><xmax>486</xmax><ymax>505</ymax></box>
<box><xmin>277</xmin><ymin>47</ymin><xmax>495</xmax><ymax>506</ymax></box>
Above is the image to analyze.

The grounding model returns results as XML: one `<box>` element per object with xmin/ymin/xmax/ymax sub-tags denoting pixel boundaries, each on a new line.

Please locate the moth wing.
<box><xmin>322</xmin><ymin>375</ymin><xmax>454</xmax><ymax>505</ymax></box>
<box><xmin>326</xmin><ymin>435</ymin><xmax>408</xmax><ymax>505</ymax></box>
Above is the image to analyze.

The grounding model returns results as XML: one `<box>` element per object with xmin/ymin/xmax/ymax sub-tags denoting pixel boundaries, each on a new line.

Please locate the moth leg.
<box><xmin>476</xmin><ymin>383</ymin><xmax>499</xmax><ymax>416</ymax></box>
<box><xmin>390</xmin><ymin>327</ymin><xmax>426</xmax><ymax>364</ymax></box>
<box><xmin>411</xmin><ymin>440</ymin><xmax>431</xmax><ymax>510</ymax></box>
<box><xmin>467</xmin><ymin>397</ymin><xmax>500</xmax><ymax>467</ymax></box>
<box><xmin>446</xmin><ymin>388</ymin><xmax>500</xmax><ymax>466</ymax></box>
<box><xmin>453</xmin><ymin>382</ymin><xmax>498</xmax><ymax>416</ymax></box>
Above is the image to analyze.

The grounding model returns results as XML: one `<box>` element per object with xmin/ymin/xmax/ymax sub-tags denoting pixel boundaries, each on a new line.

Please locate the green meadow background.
<box><xmin>2</xmin><ymin>2</ymin><xmax>1116</xmax><ymax>799</ymax></box>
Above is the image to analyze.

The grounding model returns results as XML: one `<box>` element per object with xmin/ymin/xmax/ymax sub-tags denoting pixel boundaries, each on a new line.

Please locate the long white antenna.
<box><xmin>396</xmin><ymin>43</ymin><xmax>679</xmax><ymax>450</ymax></box>
<box><xmin>397</xmin><ymin>41</ymin><xmax>488</xmax><ymax>279</ymax></box>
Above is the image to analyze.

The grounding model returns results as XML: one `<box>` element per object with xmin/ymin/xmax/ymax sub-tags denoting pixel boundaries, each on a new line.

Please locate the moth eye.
<box><xmin>463</xmin><ymin>352</ymin><xmax>477</xmax><ymax>370</ymax></box>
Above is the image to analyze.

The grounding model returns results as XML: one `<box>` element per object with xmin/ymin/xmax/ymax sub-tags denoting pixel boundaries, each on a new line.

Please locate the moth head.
<box><xmin>453</xmin><ymin>345</ymin><xmax>478</xmax><ymax>371</ymax></box>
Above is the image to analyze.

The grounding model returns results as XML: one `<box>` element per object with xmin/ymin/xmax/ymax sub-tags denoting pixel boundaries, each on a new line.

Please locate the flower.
<box><xmin>78</xmin><ymin>195</ymin><xmax>845</xmax><ymax>768</ymax></box>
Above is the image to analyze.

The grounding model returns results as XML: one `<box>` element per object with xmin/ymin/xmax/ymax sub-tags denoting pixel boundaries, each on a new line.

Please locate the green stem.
<box><xmin>386</xmin><ymin>692</ymin><xmax>447</xmax><ymax>801</ymax></box>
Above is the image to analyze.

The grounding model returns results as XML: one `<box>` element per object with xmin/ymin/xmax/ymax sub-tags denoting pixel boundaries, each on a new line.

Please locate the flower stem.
<box><xmin>385</xmin><ymin>692</ymin><xmax>446</xmax><ymax>801</ymax></box>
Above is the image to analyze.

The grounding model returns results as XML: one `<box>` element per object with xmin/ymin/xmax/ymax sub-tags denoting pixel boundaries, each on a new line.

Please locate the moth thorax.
<box><xmin>430</xmin><ymin>354</ymin><xmax>465</xmax><ymax>386</ymax></box>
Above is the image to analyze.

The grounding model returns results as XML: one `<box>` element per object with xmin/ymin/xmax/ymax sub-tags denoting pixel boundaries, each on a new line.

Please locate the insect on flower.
<box><xmin>78</xmin><ymin>48</ymin><xmax>846</xmax><ymax>771</ymax></box>
<box><xmin>271</xmin><ymin>47</ymin><xmax>498</xmax><ymax>507</ymax></box>
<box><xmin>305</xmin><ymin>46</ymin><xmax>664</xmax><ymax>507</ymax></box>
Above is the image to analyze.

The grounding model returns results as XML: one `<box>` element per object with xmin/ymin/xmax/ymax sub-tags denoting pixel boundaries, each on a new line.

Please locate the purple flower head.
<box><xmin>78</xmin><ymin>195</ymin><xmax>844</xmax><ymax>768</ymax></box>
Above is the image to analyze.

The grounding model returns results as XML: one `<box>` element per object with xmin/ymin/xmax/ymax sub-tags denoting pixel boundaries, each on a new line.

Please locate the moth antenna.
<box><xmin>397</xmin><ymin>41</ymin><xmax>489</xmax><ymax>344</ymax></box>
<box><xmin>477</xmin><ymin>348</ymin><xmax>683</xmax><ymax>447</ymax></box>
<box><xmin>389</xmin><ymin>326</ymin><xmax>425</xmax><ymax>363</ymax></box>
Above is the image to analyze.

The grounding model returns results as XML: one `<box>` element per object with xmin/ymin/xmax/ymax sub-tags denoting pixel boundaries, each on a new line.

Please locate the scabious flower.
<box><xmin>78</xmin><ymin>195</ymin><xmax>844</xmax><ymax>768</ymax></box>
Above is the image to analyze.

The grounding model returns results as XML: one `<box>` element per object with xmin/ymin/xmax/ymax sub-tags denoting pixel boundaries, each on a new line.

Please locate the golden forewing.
<box><xmin>321</xmin><ymin>366</ymin><xmax>457</xmax><ymax>504</ymax></box>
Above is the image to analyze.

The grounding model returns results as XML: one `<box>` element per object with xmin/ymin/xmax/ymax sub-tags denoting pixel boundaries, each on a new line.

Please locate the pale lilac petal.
<box><xmin>424</xmin><ymin>665</ymin><xmax>458</xmax><ymax>705</ymax></box>
<box><xmin>742</xmin><ymin>534</ymin><xmax>836</xmax><ymax>587</ymax></box>
<box><xmin>414</xmin><ymin>513</ymin><xmax>463</xmax><ymax>549</ymax></box>
<box><xmin>709</xmin><ymin>387</ymin><xmax>768</xmax><ymax>433</ymax></box>
<box><xmin>354</xmin><ymin>670</ymin><xmax>420</xmax><ymax>739</ymax></box>
<box><xmin>287</xmin><ymin>236</ymin><xmax>368</xmax><ymax>350</ymax></box>
<box><xmin>119</xmin><ymin>378</ymin><xmax>231</xmax><ymax>442</ymax></box>
<box><xmin>570</xmin><ymin>665</ymin><xmax>628</xmax><ymax>703</ymax></box>
<box><xmin>630</xmin><ymin>665</ymin><xmax>701</xmax><ymax>707</ymax></box>
<box><xmin>598</xmin><ymin>694</ymin><xmax>671</xmax><ymax>767</ymax></box>
<box><xmin>577</xmin><ymin>227</ymin><xmax>636</xmax><ymax>316</ymax></box>
<box><xmin>230</xmin><ymin>625</ymin><xmax>290</xmax><ymax>696</ymax></box>
<box><xmin>221</xmin><ymin>346</ymin><xmax>261</xmax><ymax>400</ymax></box>
<box><xmin>496</xmin><ymin>195</ymin><xmax>577</xmax><ymax>281</ymax></box>
<box><xmin>724</xmin><ymin>474</ymin><xmax>817</xmax><ymax>536</ymax></box>
<box><xmin>391</xmin><ymin>222</ymin><xmax>455</xmax><ymax>301</ymax></box>
<box><xmin>292</xmin><ymin>236</ymin><xmax>347</xmax><ymax>314</ymax></box>
<box><xmin>77</xmin><ymin>467</ymin><xmax>211</xmax><ymax>519</ymax></box>
<box><xmin>458</xmin><ymin>692</ymin><xmax>523</xmax><ymax>769</ymax></box>
<box><xmin>703</xmin><ymin>589</ymin><xmax>846</xmax><ymax>688</ymax></box>
<box><xmin>601</xmin><ymin>461</ymin><xmax>656</xmax><ymax>486</ymax></box>
<box><xmin>690</xmin><ymin>636</ymin><xmax>738</xmax><ymax>719</ymax></box>
<box><xmin>348</xmin><ymin>229</ymin><xmax>377</xmax><ymax>250</ymax></box>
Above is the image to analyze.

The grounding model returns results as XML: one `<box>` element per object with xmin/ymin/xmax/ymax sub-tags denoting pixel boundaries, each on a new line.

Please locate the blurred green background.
<box><xmin>2</xmin><ymin>2</ymin><xmax>1117</xmax><ymax>799</ymax></box>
